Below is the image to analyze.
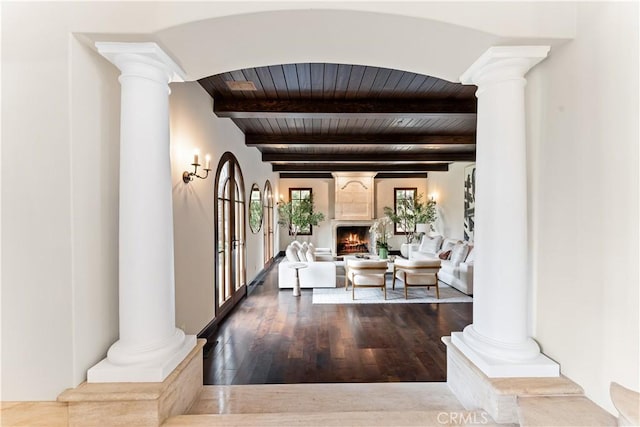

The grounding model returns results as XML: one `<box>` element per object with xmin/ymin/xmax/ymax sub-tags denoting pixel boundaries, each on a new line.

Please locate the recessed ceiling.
<box><xmin>199</xmin><ymin>63</ymin><xmax>477</xmax><ymax>178</ymax></box>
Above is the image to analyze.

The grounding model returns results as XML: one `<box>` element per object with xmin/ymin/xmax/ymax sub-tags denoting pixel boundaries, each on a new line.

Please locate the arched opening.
<box><xmin>214</xmin><ymin>152</ymin><xmax>247</xmax><ymax>320</ymax></box>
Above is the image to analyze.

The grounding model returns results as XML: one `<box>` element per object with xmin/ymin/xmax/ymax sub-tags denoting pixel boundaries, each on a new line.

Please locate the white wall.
<box><xmin>68</xmin><ymin>37</ymin><xmax>121</xmax><ymax>388</ymax></box>
<box><xmin>527</xmin><ymin>2</ymin><xmax>639</xmax><ymax>413</ymax></box>
<box><xmin>2</xmin><ymin>8</ymin><xmax>75</xmax><ymax>400</ymax></box>
<box><xmin>1</xmin><ymin>4</ymin><xmax>126</xmax><ymax>399</ymax></box>
<box><xmin>427</xmin><ymin>163</ymin><xmax>474</xmax><ymax>240</ymax></box>
<box><xmin>277</xmin><ymin>178</ymin><xmax>333</xmax><ymax>250</ymax></box>
<box><xmin>170</xmin><ymin>83</ymin><xmax>277</xmax><ymax>335</ymax></box>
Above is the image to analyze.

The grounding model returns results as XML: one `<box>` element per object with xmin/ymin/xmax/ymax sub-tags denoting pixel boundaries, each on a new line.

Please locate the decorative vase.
<box><xmin>378</xmin><ymin>247</ymin><xmax>388</xmax><ymax>260</ymax></box>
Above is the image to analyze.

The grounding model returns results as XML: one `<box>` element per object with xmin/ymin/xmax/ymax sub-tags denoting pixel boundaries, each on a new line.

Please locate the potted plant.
<box><xmin>415</xmin><ymin>197</ymin><xmax>437</xmax><ymax>236</ymax></box>
<box><xmin>383</xmin><ymin>193</ymin><xmax>437</xmax><ymax>257</ymax></box>
<box><xmin>369</xmin><ymin>217</ymin><xmax>393</xmax><ymax>259</ymax></box>
<box><xmin>277</xmin><ymin>194</ymin><xmax>325</xmax><ymax>241</ymax></box>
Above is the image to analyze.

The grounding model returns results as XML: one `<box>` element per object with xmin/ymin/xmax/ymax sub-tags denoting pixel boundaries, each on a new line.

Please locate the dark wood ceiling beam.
<box><xmin>273</xmin><ymin>163</ymin><xmax>449</xmax><ymax>172</ymax></box>
<box><xmin>263</xmin><ymin>152</ymin><xmax>474</xmax><ymax>162</ymax></box>
<box><xmin>279</xmin><ymin>172</ymin><xmax>431</xmax><ymax>179</ymax></box>
<box><xmin>374</xmin><ymin>173</ymin><xmax>429</xmax><ymax>179</ymax></box>
<box><xmin>279</xmin><ymin>173</ymin><xmax>334</xmax><ymax>179</ymax></box>
<box><xmin>215</xmin><ymin>98</ymin><xmax>476</xmax><ymax>119</ymax></box>
<box><xmin>246</xmin><ymin>133</ymin><xmax>475</xmax><ymax>146</ymax></box>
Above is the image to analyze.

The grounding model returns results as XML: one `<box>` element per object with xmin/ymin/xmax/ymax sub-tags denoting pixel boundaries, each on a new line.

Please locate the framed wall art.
<box><xmin>463</xmin><ymin>164</ymin><xmax>476</xmax><ymax>241</ymax></box>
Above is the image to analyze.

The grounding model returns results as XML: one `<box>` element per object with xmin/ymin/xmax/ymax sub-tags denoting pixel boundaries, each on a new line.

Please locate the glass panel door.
<box><xmin>214</xmin><ymin>153</ymin><xmax>246</xmax><ymax>319</ymax></box>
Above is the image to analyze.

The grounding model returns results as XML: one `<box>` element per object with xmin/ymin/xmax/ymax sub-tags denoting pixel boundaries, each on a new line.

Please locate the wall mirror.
<box><xmin>249</xmin><ymin>183</ymin><xmax>263</xmax><ymax>234</ymax></box>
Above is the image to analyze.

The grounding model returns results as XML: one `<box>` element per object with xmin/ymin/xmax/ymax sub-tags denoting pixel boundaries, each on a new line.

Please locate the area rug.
<box><xmin>312</xmin><ymin>276</ymin><xmax>473</xmax><ymax>305</ymax></box>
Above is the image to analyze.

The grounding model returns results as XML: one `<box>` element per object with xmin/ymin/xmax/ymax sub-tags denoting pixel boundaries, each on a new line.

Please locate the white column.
<box><xmin>87</xmin><ymin>43</ymin><xmax>195</xmax><ymax>383</ymax></box>
<box><xmin>451</xmin><ymin>46</ymin><xmax>559</xmax><ymax>377</ymax></box>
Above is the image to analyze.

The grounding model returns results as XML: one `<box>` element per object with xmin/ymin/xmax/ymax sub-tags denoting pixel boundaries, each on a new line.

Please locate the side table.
<box><xmin>288</xmin><ymin>262</ymin><xmax>308</xmax><ymax>297</ymax></box>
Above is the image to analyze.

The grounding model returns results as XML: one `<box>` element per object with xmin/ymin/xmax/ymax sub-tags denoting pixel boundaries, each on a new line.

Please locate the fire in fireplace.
<box><xmin>336</xmin><ymin>226</ymin><xmax>371</xmax><ymax>255</ymax></box>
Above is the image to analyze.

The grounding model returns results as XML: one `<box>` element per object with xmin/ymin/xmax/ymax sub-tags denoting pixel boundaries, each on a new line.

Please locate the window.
<box><xmin>394</xmin><ymin>188</ymin><xmax>417</xmax><ymax>235</ymax></box>
<box><xmin>289</xmin><ymin>188</ymin><xmax>313</xmax><ymax>236</ymax></box>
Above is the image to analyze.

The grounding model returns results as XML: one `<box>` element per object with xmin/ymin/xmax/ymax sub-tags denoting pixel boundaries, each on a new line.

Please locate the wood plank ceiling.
<box><xmin>198</xmin><ymin>63</ymin><xmax>477</xmax><ymax>178</ymax></box>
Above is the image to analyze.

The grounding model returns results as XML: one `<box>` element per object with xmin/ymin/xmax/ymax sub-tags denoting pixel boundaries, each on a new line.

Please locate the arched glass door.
<box><xmin>263</xmin><ymin>180</ymin><xmax>274</xmax><ymax>266</ymax></box>
<box><xmin>214</xmin><ymin>152</ymin><xmax>246</xmax><ymax>319</ymax></box>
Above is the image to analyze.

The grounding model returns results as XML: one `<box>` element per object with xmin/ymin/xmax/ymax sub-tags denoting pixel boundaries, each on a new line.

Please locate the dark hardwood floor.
<box><xmin>203</xmin><ymin>259</ymin><xmax>472</xmax><ymax>385</ymax></box>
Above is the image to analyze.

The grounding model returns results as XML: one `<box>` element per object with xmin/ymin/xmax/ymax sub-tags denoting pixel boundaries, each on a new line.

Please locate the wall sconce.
<box><xmin>429</xmin><ymin>193</ymin><xmax>438</xmax><ymax>202</ymax></box>
<box><xmin>183</xmin><ymin>151</ymin><xmax>211</xmax><ymax>183</ymax></box>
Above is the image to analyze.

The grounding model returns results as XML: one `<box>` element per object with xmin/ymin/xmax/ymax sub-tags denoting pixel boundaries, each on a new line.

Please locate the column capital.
<box><xmin>460</xmin><ymin>46</ymin><xmax>550</xmax><ymax>87</ymax></box>
<box><xmin>95</xmin><ymin>42</ymin><xmax>186</xmax><ymax>83</ymax></box>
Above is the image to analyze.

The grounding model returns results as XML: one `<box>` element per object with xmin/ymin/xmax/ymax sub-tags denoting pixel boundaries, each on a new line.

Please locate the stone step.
<box><xmin>517</xmin><ymin>395</ymin><xmax>617</xmax><ymax>426</ymax></box>
<box><xmin>165</xmin><ymin>410</ymin><xmax>501</xmax><ymax>427</ymax></box>
<box><xmin>167</xmin><ymin>382</ymin><xmax>503</xmax><ymax>426</ymax></box>
<box><xmin>188</xmin><ymin>382</ymin><xmax>467</xmax><ymax>415</ymax></box>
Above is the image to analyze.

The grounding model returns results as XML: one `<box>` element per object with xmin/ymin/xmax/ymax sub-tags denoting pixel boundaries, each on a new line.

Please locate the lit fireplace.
<box><xmin>336</xmin><ymin>226</ymin><xmax>371</xmax><ymax>255</ymax></box>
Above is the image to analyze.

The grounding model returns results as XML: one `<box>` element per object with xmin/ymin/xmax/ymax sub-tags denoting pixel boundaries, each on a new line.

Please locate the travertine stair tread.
<box><xmin>190</xmin><ymin>383</ymin><xmax>466</xmax><ymax>415</ymax></box>
<box><xmin>518</xmin><ymin>395</ymin><xmax>617</xmax><ymax>426</ymax></box>
<box><xmin>165</xmin><ymin>410</ymin><xmax>502</xmax><ymax>426</ymax></box>
<box><xmin>490</xmin><ymin>375</ymin><xmax>584</xmax><ymax>396</ymax></box>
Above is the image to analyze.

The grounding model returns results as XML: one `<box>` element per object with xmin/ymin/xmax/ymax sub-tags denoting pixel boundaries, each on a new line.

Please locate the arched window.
<box><xmin>214</xmin><ymin>152</ymin><xmax>246</xmax><ymax>319</ymax></box>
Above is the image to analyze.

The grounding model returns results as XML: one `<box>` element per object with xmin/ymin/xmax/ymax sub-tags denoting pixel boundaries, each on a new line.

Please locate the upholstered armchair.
<box><xmin>393</xmin><ymin>258</ymin><xmax>441</xmax><ymax>299</ymax></box>
<box><xmin>345</xmin><ymin>259</ymin><xmax>388</xmax><ymax>300</ymax></box>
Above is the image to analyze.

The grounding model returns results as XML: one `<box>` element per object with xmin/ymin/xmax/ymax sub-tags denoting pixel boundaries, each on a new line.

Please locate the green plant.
<box><xmin>383</xmin><ymin>193</ymin><xmax>437</xmax><ymax>244</ymax></box>
<box><xmin>277</xmin><ymin>194</ymin><xmax>325</xmax><ymax>240</ymax></box>
<box><xmin>249</xmin><ymin>198</ymin><xmax>263</xmax><ymax>233</ymax></box>
<box><xmin>417</xmin><ymin>198</ymin><xmax>437</xmax><ymax>229</ymax></box>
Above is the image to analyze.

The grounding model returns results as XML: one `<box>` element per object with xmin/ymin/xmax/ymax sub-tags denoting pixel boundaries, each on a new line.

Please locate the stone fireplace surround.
<box><xmin>330</xmin><ymin>172</ymin><xmax>377</xmax><ymax>256</ymax></box>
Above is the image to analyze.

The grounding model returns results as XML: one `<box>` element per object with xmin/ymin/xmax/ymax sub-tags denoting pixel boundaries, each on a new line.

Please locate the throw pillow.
<box><xmin>285</xmin><ymin>246</ymin><xmax>299</xmax><ymax>262</ymax></box>
<box><xmin>465</xmin><ymin>247</ymin><xmax>475</xmax><ymax>265</ymax></box>
<box><xmin>438</xmin><ymin>250</ymin><xmax>451</xmax><ymax>260</ymax></box>
<box><xmin>419</xmin><ymin>235</ymin><xmax>443</xmax><ymax>254</ymax></box>
<box><xmin>450</xmin><ymin>242</ymin><xmax>470</xmax><ymax>266</ymax></box>
<box><xmin>305</xmin><ymin>250</ymin><xmax>316</xmax><ymax>262</ymax></box>
<box><xmin>440</xmin><ymin>239</ymin><xmax>457</xmax><ymax>254</ymax></box>
<box><xmin>297</xmin><ymin>247</ymin><xmax>307</xmax><ymax>262</ymax></box>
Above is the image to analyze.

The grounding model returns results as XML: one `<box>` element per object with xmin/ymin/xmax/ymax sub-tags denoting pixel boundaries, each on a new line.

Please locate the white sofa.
<box><xmin>278</xmin><ymin>241</ymin><xmax>337</xmax><ymax>289</ymax></box>
<box><xmin>408</xmin><ymin>235</ymin><xmax>474</xmax><ymax>295</ymax></box>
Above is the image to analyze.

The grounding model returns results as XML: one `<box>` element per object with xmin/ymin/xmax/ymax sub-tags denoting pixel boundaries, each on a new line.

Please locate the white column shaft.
<box><xmin>473</xmin><ymin>76</ymin><xmax>529</xmax><ymax>344</ymax></box>
<box><xmin>117</xmin><ymin>60</ymin><xmax>176</xmax><ymax>347</ymax></box>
